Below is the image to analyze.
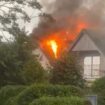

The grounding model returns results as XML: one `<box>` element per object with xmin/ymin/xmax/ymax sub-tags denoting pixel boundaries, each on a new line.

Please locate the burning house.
<box><xmin>34</xmin><ymin>29</ymin><xmax>105</xmax><ymax>84</ymax></box>
<box><xmin>71</xmin><ymin>29</ymin><xmax>105</xmax><ymax>83</ymax></box>
<box><xmin>33</xmin><ymin>0</ymin><xmax>105</xmax><ymax>60</ymax></box>
<box><xmin>32</xmin><ymin>0</ymin><xmax>105</xmax><ymax>82</ymax></box>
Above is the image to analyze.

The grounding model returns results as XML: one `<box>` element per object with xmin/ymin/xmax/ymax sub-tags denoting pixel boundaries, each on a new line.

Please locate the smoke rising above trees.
<box><xmin>37</xmin><ymin>0</ymin><xmax>105</xmax><ymax>33</ymax></box>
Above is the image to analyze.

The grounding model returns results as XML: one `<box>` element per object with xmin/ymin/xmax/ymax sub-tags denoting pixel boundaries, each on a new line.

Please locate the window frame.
<box><xmin>84</xmin><ymin>56</ymin><xmax>100</xmax><ymax>78</ymax></box>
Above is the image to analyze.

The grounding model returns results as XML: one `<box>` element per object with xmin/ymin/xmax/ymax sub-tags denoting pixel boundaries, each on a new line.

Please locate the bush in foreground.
<box><xmin>13</xmin><ymin>84</ymin><xmax>83</xmax><ymax>105</ymax></box>
<box><xmin>30</xmin><ymin>97</ymin><xmax>85</xmax><ymax>105</ymax></box>
<box><xmin>0</xmin><ymin>85</ymin><xmax>26</xmax><ymax>105</ymax></box>
<box><xmin>91</xmin><ymin>77</ymin><xmax>105</xmax><ymax>105</ymax></box>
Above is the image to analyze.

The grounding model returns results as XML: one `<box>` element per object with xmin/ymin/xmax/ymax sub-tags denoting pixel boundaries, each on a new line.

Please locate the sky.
<box><xmin>1</xmin><ymin>0</ymin><xmax>105</xmax><ymax>41</ymax></box>
<box><xmin>0</xmin><ymin>1</ymin><xmax>41</xmax><ymax>41</ymax></box>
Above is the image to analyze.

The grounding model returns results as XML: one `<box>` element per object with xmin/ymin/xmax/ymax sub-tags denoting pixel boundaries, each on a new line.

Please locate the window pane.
<box><xmin>93</xmin><ymin>69</ymin><xmax>99</xmax><ymax>76</ymax></box>
<box><xmin>84</xmin><ymin>65</ymin><xmax>91</xmax><ymax>76</ymax></box>
<box><xmin>84</xmin><ymin>57</ymin><xmax>92</xmax><ymax>65</ymax></box>
<box><xmin>84</xmin><ymin>57</ymin><xmax>92</xmax><ymax>78</ymax></box>
<box><xmin>93</xmin><ymin>56</ymin><xmax>100</xmax><ymax>65</ymax></box>
<box><xmin>93</xmin><ymin>56</ymin><xmax>100</xmax><ymax>76</ymax></box>
<box><xmin>93</xmin><ymin>65</ymin><xmax>100</xmax><ymax>70</ymax></box>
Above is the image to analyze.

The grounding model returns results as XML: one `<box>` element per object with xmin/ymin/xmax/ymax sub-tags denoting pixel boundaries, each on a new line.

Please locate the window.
<box><xmin>84</xmin><ymin>57</ymin><xmax>92</xmax><ymax>77</ymax></box>
<box><xmin>84</xmin><ymin>56</ymin><xmax>100</xmax><ymax>78</ymax></box>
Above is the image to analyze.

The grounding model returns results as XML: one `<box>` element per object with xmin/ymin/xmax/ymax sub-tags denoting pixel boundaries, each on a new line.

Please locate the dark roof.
<box><xmin>71</xmin><ymin>29</ymin><xmax>105</xmax><ymax>55</ymax></box>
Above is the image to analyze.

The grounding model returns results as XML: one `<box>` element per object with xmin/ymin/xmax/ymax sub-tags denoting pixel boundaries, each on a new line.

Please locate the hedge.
<box><xmin>13</xmin><ymin>84</ymin><xmax>83</xmax><ymax>105</ymax></box>
<box><xmin>0</xmin><ymin>85</ymin><xmax>26</xmax><ymax>105</ymax></box>
<box><xmin>30</xmin><ymin>97</ymin><xmax>85</xmax><ymax>105</ymax></box>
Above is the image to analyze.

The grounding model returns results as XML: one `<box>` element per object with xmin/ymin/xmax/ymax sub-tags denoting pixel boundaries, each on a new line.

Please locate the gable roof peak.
<box><xmin>71</xmin><ymin>29</ymin><xmax>105</xmax><ymax>55</ymax></box>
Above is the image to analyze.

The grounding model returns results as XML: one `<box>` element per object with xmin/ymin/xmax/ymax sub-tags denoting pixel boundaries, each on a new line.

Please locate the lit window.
<box><xmin>84</xmin><ymin>56</ymin><xmax>100</xmax><ymax>78</ymax></box>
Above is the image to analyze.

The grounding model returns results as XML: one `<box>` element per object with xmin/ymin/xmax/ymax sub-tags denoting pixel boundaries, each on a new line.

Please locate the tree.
<box><xmin>0</xmin><ymin>41</ymin><xmax>22</xmax><ymax>86</ymax></box>
<box><xmin>0</xmin><ymin>0</ymin><xmax>42</xmax><ymax>38</ymax></box>
<box><xmin>50</xmin><ymin>53</ymin><xmax>85</xmax><ymax>88</ymax></box>
<box><xmin>0</xmin><ymin>31</ymin><xmax>32</xmax><ymax>86</ymax></box>
<box><xmin>0</xmin><ymin>0</ymin><xmax>53</xmax><ymax>86</ymax></box>
<box><xmin>0</xmin><ymin>28</ymin><xmax>46</xmax><ymax>86</ymax></box>
<box><xmin>22</xmin><ymin>59</ymin><xmax>47</xmax><ymax>84</ymax></box>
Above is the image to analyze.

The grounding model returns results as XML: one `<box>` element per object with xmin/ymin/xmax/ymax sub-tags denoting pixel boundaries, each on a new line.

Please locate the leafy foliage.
<box><xmin>12</xmin><ymin>84</ymin><xmax>83</xmax><ymax>105</ymax></box>
<box><xmin>0</xmin><ymin>30</ymin><xmax>35</xmax><ymax>86</ymax></box>
<box><xmin>0</xmin><ymin>0</ymin><xmax>46</xmax><ymax>86</ymax></box>
<box><xmin>0</xmin><ymin>42</ymin><xmax>22</xmax><ymax>85</ymax></box>
<box><xmin>0</xmin><ymin>0</ymin><xmax>42</xmax><ymax>37</ymax></box>
<box><xmin>30</xmin><ymin>97</ymin><xmax>85</xmax><ymax>105</ymax></box>
<box><xmin>0</xmin><ymin>0</ymin><xmax>51</xmax><ymax>87</ymax></box>
<box><xmin>92</xmin><ymin>77</ymin><xmax>105</xmax><ymax>93</ymax></box>
<box><xmin>50</xmin><ymin>53</ymin><xmax>85</xmax><ymax>88</ymax></box>
<box><xmin>91</xmin><ymin>77</ymin><xmax>105</xmax><ymax>105</ymax></box>
<box><xmin>0</xmin><ymin>85</ymin><xmax>25</xmax><ymax>105</ymax></box>
<box><xmin>22</xmin><ymin>59</ymin><xmax>46</xmax><ymax>84</ymax></box>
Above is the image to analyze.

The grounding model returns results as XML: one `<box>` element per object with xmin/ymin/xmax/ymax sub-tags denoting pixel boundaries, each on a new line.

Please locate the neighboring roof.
<box><xmin>70</xmin><ymin>29</ymin><xmax>105</xmax><ymax>55</ymax></box>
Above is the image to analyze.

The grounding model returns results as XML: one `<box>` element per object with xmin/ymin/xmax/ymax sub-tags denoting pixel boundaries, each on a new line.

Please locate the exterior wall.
<box><xmin>73</xmin><ymin>51</ymin><xmax>105</xmax><ymax>83</ymax></box>
<box><xmin>74</xmin><ymin>51</ymin><xmax>101</xmax><ymax>82</ymax></box>
<box><xmin>100</xmin><ymin>53</ymin><xmax>105</xmax><ymax>76</ymax></box>
<box><xmin>71</xmin><ymin>32</ymin><xmax>105</xmax><ymax>84</ymax></box>
<box><xmin>71</xmin><ymin>33</ymin><xmax>105</xmax><ymax>82</ymax></box>
<box><xmin>76</xmin><ymin>51</ymin><xmax>100</xmax><ymax>69</ymax></box>
<box><xmin>72</xmin><ymin>34</ymin><xmax>98</xmax><ymax>51</ymax></box>
<box><xmin>33</xmin><ymin>48</ymin><xmax>51</xmax><ymax>69</ymax></box>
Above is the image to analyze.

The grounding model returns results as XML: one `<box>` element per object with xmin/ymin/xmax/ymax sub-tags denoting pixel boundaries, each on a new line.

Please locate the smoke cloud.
<box><xmin>31</xmin><ymin>0</ymin><xmax>105</xmax><ymax>59</ymax></box>
<box><xmin>33</xmin><ymin>0</ymin><xmax>105</xmax><ymax>39</ymax></box>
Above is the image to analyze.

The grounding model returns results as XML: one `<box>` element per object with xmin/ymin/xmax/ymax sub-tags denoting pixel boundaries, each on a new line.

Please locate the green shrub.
<box><xmin>4</xmin><ymin>97</ymin><xmax>16</xmax><ymax>105</ymax></box>
<box><xmin>50</xmin><ymin>53</ymin><xmax>85</xmax><ymax>88</ymax></box>
<box><xmin>14</xmin><ymin>84</ymin><xmax>83</xmax><ymax>105</ymax></box>
<box><xmin>0</xmin><ymin>85</ymin><xmax>26</xmax><ymax>105</ymax></box>
<box><xmin>91</xmin><ymin>77</ymin><xmax>105</xmax><ymax>105</ymax></box>
<box><xmin>92</xmin><ymin>77</ymin><xmax>105</xmax><ymax>94</ymax></box>
<box><xmin>22</xmin><ymin>59</ymin><xmax>47</xmax><ymax>85</ymax></box>
<box><xmin>30</xmin><ymin>97</ymin><xmax>85</xmax><ymax>105</ymax></box>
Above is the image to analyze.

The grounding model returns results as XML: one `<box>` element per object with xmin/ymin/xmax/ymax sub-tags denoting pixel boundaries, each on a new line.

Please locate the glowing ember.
<box><xmin>47</xmin><ymin>40</ymin><xmax>58</xmax><ymax>58</ymax></box>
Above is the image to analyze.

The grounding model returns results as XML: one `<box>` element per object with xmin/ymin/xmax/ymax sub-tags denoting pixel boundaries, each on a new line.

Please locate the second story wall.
<box><xmin>72</xmin><ymin>34</ymin><xmax>98</xmax><ymax>51</ymax></box>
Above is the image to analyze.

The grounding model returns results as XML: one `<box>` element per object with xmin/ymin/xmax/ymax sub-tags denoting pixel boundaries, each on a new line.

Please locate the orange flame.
<box><xmin>47</xmin><ymin>40</ymin><xmax>58</xmax><ymax>58</ymax></box>
<box><xmin>39</xmin><ymin>20</ymin><xmax>89</xmax><ymax>59</ymax></box>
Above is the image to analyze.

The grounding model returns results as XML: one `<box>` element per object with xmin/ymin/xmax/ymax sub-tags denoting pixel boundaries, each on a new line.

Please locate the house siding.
<box><xmin>72</xmin><ymin>34</ymin><xmax>98</xmax><ymax>51</ymax></box>
<box><xmin>100</xmin><ymin>54</ymin><xmax>105</xmax><ymax>76</ymax></box>
<box><xmin>71</xmin><ymin>33</ymin><xmax>105</xmax><ymax>81</ymax></box>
